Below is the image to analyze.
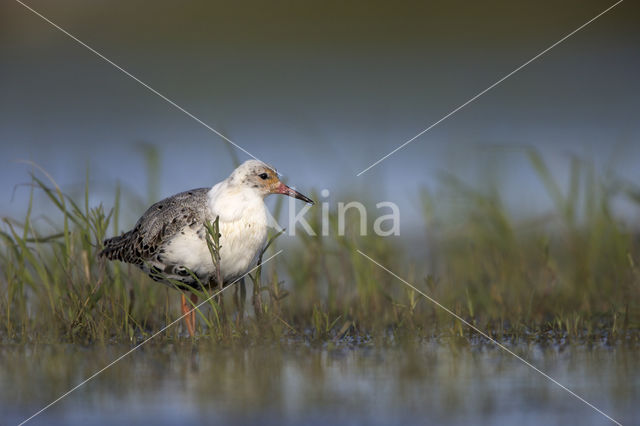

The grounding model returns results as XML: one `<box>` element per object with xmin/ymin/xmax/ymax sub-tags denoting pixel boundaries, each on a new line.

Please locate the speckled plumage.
<box><xmin>99</xmin><ymin>160</ymin><xmax>312</xmax><ymax>293</ymax></box>
<box><xmin>99</xmin><ymin>188</ymin><xmax>214</xmax><ymax>289</ymax></box>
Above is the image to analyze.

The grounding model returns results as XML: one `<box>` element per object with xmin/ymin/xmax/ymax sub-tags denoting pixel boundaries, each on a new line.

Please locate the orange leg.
<box><xmin>189</xmin><ymin>293</ymin><xmax>198</xmax><ymax>334</ymax></box>
<box><xmin>181</xmin><ymin>293</ymin><xmax>197</xmax><ymax>337</ymax></box>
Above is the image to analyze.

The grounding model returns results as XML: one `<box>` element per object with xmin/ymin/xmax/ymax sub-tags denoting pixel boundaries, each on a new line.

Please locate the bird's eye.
<box><xmin>259</xmin><ymin>173</ymin><xmax>269</xmax><ymax>180</ymax></box>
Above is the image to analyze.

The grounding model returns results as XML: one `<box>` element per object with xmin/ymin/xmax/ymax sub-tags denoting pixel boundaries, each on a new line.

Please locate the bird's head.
<box><xmin>228</xmin><ymin>160</ymin><xmax>314</xmax><ymax>204</ymax></box>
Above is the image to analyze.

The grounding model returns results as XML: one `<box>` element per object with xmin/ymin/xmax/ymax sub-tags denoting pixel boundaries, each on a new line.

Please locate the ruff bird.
<box><xmin>99</xmin><ymin>160</ymin><xmax>313</xmax><ymax>336</ymax></box>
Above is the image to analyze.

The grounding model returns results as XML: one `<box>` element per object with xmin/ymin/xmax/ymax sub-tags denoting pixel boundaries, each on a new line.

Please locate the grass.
<box><xmin>0</xmin><ymin>149</ymin><xmax>639</xmax><ymax>345</ymax></box>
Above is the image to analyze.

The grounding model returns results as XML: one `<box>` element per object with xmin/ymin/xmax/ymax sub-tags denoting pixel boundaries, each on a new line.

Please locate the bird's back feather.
<box><xmin>99</xmin><ymin>188</ymin><xmax>210</xmax><ymax>267</ymax></box>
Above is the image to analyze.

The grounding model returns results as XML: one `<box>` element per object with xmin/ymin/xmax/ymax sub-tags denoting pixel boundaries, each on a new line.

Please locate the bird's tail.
<box><xmin>99</xmin><ymin>231</ymin><xmax>133</xmax><ymax>261</ymax></box>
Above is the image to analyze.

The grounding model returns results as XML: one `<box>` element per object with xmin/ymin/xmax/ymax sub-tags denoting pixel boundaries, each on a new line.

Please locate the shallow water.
<box><xmin>2</xmin><ymin>341</ymin><xmax>638</xmax><ymax>425</ymax></box>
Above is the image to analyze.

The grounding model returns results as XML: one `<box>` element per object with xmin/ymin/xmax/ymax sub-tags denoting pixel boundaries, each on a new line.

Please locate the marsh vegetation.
<box><xmin>1</xmin><ymin>150</ymin><xmax>638</xmax><ymax>345</ymax></box>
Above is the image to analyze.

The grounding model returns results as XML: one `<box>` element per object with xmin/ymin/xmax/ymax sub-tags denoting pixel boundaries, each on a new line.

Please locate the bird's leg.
<box><xmin>217</xmin><ymin>289</ymin><xmax>226</xmax><ymax>324</ymax></box>
<box><xmin>189</xmin><ymin>293</ymin><xmax>198</xmax><ymax>335</ymax></box>
<box><xmin>252</xmin><ymin>280</ymin><xmax>263</xmax><ymax>320</ymax></box>
<box><xmin>234</xmin><ymin>279</ymin><xmax>246</xmax><ymax>327</ymax></box>
<box><xmin>181</xmin><ymin>293</ymin><xmax>196</xmax><ymax>337</ymax></box>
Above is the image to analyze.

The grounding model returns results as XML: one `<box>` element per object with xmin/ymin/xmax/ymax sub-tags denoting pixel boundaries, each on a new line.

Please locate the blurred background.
<box><xmin>1</xmin><ymin>0</ymin><xmax>639</xmax><ymax>230</ymax></box>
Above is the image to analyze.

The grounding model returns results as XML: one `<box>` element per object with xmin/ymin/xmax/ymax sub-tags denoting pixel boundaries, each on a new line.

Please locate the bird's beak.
<box><xmin>275</xmin><ymin>182</ymin><xmax>314</xmax><ymax>204</ymax></box>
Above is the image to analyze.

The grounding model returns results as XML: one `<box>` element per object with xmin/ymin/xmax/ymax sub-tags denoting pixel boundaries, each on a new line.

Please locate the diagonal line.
<box><xmin>356</xmin><ymin>0</ymin><xmax>624</xmax><ymax>176</ymax></box>
<box><xmin>18</xmin><ymin>250</ymin><xmax>283</xmax><ymax>426</ymax></box>
<box><xmin>14</xmin><ymin>0</ymin><xmax>260</xmax><ymax>162</ymax></box>
<box><xmin>356</xmin><ymin>249</ymin><xmax>622</xmax><ymax>426</ymax></box>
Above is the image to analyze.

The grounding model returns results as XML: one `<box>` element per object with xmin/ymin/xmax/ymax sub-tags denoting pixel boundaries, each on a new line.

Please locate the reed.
<box><xmin>1</xmin><ymin>149</ymin><xmax>638</xmax><ymax>344</ymax></box>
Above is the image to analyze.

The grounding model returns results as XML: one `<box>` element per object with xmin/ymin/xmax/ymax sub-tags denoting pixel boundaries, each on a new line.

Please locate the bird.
<box><xmin>99</xmin><ymin>159</ymin><xmax>314</xmax><ymax>336</ymax></box>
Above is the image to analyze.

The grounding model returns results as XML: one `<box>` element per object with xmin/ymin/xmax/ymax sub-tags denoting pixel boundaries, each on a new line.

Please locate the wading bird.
<box><xmin>99</xmin><ymin>160</ymin><xmax>313</xmax><ymax>336</ymax></box>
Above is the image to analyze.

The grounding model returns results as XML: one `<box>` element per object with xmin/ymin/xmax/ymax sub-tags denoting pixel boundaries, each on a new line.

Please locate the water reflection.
<box><xmin>2</xmin><ymin>341</ymin><xmax>637</xmax><ymax>425</ymax></box>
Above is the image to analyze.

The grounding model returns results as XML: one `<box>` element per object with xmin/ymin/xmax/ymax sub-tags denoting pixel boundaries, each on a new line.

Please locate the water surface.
<box><xmin>2</xmin><ymin>341</ymin><xmax>638</xmax><ymax>425</ymax></box>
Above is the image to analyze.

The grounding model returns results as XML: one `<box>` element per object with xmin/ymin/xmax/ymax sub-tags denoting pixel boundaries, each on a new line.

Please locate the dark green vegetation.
<box><xmin>1</xmin><ymin>151</ymin><xmax>639</xmax><ymax>345</ymax></box>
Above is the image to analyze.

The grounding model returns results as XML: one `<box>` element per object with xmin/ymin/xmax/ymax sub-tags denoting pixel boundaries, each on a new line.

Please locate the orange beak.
<box><xmin>274</xmin><ymin>182</ymin><xmax>314</xmax><ymax>204</ymax></box>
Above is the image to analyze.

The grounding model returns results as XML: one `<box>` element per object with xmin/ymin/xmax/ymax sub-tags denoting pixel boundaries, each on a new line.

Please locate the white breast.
<box><xmin>160</xmin><ymin>183</ymin><xmax>268</xmax><ymax>284</ymax></box>
<box><xmin>217</xmin><ymin>203</ymin><xmax>268</xmax><ymax>281</ymax></box>
<box><xmin>209</xmin><ymin>182</ymin><xmax>268</xmax><ymax>282</ymax></box>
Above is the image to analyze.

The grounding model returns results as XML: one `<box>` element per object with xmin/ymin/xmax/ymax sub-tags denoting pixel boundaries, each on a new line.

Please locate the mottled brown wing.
<box><xmin>99</xmin><ymin>188</ymin><xmax>210</xmax><ymax>265</ymax></box>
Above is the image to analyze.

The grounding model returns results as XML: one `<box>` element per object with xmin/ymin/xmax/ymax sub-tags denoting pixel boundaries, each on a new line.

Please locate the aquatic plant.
<box><xmin>1</xmin><ymin>149</ymin><xmax>638</xmax><ymax>344</ymax></box>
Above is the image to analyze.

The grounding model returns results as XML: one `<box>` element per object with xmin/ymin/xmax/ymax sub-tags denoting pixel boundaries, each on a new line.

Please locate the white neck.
<box><xmin>207</xmin><ymin>181</ymin><xmax>265</xmax><ymax>222</ymax></box>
